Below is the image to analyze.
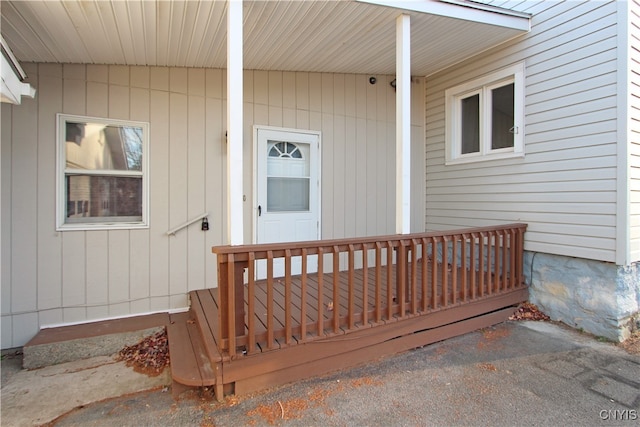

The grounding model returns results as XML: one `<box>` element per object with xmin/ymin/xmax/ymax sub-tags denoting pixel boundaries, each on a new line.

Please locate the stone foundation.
<box><xmin>524</xmin><ymin>252</ymin><xmax>639</xmax><ymax>342</ymax></box>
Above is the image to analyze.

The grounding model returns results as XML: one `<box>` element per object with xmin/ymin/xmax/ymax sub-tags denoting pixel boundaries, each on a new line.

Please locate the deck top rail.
<box><xmin>212</xmin><ymin>223</ymin><xmax>527</xmax><ymax>358</ymax></box>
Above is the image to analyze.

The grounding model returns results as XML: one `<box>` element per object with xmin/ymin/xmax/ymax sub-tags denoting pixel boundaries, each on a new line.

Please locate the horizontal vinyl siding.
<box><xmin>425</xmin><ymin>0</ymin><xmax>620</xmax><ymax>263</ymax></box>
<box><xmin>630</xmin><ymin>0</ymin><xmax>640</xmax><ymax>262</ymax></box>
<box><xmin>1</xmin><ymin>65</ymin><xmax>424</xmax><ymax>348</ymax></box>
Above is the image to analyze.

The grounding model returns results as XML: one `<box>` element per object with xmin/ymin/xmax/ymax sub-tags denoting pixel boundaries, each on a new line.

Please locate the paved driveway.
<box><xmin>35</xmin><ymin>321</ymin><xmax>640</xmax><ymax>427</ymax></box>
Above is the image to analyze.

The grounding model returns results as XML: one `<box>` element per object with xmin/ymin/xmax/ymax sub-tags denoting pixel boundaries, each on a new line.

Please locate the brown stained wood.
<box><xmin>470</xmin><ymin>234</ymin><xmax>477</xmax><ymax>299</ymax></box>
<box><xmin>410</xmin><ymin>241</ymin><xmax>417</xmax><ymax>315</ymax></box>
<box><xmin>247</xmin><ymin>253</ymin><xmax>256</xmax><ymax>353</ymax></box>
<box><xmin>317</xmin><ymin>248</ymin><xmax>324</xmax><ymax>337</ymax></box>
<box><xmin>451</xmin><ymin>236</ymin><xmax>458</xmax><ymax>305</ymax></box>
<box><xmin>332</xmin><ymin>248</ymin><xmax>340</xmax><ymax>334</ymax></box>
<box><xmin>284</xmin><ymin>249</ymin><xmax>293</xmax><ymax>345</ymax></box>
<box><xmin>266</xmin><ymin>252</ymin><xmax>275</xmax><ymax>350</ymax></box>
<box><xmin>431</xmin><ymin>237</ymin><xmax>438</xmax><ymax>310</ymax></box>
<box><xmin>421</xmin><ymin>240</ymin><xmax>428</xmax><ymax>312</ymax></box>
<box><xmin>25</xmin><ymin>313</ymin><xmax>169</xmax><ymax>347</ymax></box>
<box><xmin>223</xmin><ymin>290</ymin><xmax>525</xmax><ymax>386</ymax></box>
<box><xmin>348</xmin><ymin>245</ymin><xmax>355</xmax><ymax>330</ymax></box>
<box><xmin>204</xmin><ymin>224</ymin><xmax>528</xmax><ymax>395</ymax></box>
<box><xmin>375</xmin><ymin>243</ymin><xmax>382</xmax><ymax>323</ymax></box>
<box><xmin>509</xmin><ymin>230</ymin><xmax>516</xmax><ymax>290</ymax></box>
<box><xmin>386</xmin><ymin>242</ymin><xmax>393</xmax><ymax>320</ymax></box>
<box><xmin>461</xmin><ymin>235</ymin><xmax>468</xmax><ymax>302</ymax></box>
<box><xmin>300</xmin><ymin>249</ymin><xmax>308</xmax><ymax>342</ymax></box>
<box><xmin>212</xmin><ymin>223</ymin><xmax>528</xmax><ymax>261</ymax></box>
<box><xmin>232</xmin><ymin>306</ymin><xmax>518</xmax><ymax>397</ymax></box>
<box><xmin>362</xmin><ymin>248</ymin><xmax>369</xmax><ymax>325</ymax></box>
<box><xmin>167</xmin><ymin>313</ymin><xmax>215</xmax><ymax>387</ymax></box>
<box><xmin>397</xmin><ymin>242</ymin><xmax>407</xmax><ymax>318</ymax></box>
<box><xmin>189</xmin><ymin>290</ymin><xmax>223</xmax><ymax>363</ymax></box>
<box><xmin>186</xmin><ymin>320</ymin><xmax>217</xmax><ymax>385</ymax></box>
<box><xmin>440</xmin><ymin>237</ymin><xmax>446</xmax><ymax>307</ymax></box>
<box><xmin>479</xmin><ymin>233</ymin><xmax>485</xmax><ymax>298</ymax></box>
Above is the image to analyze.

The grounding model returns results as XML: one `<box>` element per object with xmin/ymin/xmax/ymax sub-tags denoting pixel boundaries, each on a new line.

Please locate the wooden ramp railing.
<box><xmin>212</xmin><ymin>223</ymin><xmax>527</xmax><ymax>359</ymax></box>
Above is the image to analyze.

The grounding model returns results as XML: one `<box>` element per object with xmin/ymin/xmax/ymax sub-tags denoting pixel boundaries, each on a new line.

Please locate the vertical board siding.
<box><xmin>630</xmin><ymin>0</ymin><xmax>640</xmax><ymax>262</ymax></box>
<box><xmin>425</xmin><ymin>0</ymin><xmax>620</xmax><ymax>263</ymax></box>
<box><xmin>1</xmin><ymin>65</ymin><xmax>424</xmax><ymax>347</ymax></box>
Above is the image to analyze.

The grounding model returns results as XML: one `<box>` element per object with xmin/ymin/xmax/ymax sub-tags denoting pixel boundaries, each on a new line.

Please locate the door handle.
<box><xmin>258</xmin><ymin>205</ymin><xmax>262</xmax><ymax>216</ymax></box>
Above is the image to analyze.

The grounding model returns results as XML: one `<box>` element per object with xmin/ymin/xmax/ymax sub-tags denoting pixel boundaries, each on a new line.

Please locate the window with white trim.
<box><xmin>57</xmin><ymin>114</ymin><xmax>149</xmax><ymax>230</ymax></box>
<box><xmin>445</xmin><ymin>62</ymin><xmax>525</xmax><ymax>164</ymax></box>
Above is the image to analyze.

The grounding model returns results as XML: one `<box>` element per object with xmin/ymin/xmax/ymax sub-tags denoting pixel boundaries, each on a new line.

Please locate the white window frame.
<box><xmin>56</xmin><ymin>114</ymin><xmax>150</xmax><ymax>231</ymax></box>
<box><xmin>445</xmin><ymin>62</ymin><xmax>525</xmax><ymax>165</ymax></box>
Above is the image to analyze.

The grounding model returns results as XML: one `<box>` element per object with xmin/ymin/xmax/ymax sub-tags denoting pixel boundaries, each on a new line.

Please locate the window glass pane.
<box><xmin>65</xmin><ymin>175</ymin><xmax>142</xmax><ymax>222</ymax></box>
<box><xmin>65</xmin><ymin>122</ymin><xmax>143</xmax><ymax>171</ymax></box>
<box><xmin>491</xmin><ymin>83</ymin><xmax>515</xmax><ymax>150</ymax></box>
<box><xmin>267</xmin><ymin>177</ymin><xmax>310</xmax><ymax>212</ymax></box>
<box><xmin>460</xmin><ymin>94</ymin><xmax>480</xmax><ymax>154</ymax></box>
<box><xmin>267</xmin><ymin>141</ymin><xmax>309</xmax><ymax>177</ymax></box>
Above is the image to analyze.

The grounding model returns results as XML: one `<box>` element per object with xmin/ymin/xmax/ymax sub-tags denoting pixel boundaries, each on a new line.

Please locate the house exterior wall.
<box><xmin>630</xmin><ymin>0</ymin><xmax>640</xmax><ymax>262</ymax></box>
<box><xmin>1</xmin><ymin>64</ymin><xmax>425</xmax><ymax>349</ymax></box>
<box><xmin>425</xmin><ymin>0</ymin><xmax>623</xmax><ymax>264</ymax></box>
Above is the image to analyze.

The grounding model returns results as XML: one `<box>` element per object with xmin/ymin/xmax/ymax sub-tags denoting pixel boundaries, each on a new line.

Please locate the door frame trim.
<box><xmin>252</xmin><ymin>125</ymin><xmax>322</xmax><ymax>245</ymax></box>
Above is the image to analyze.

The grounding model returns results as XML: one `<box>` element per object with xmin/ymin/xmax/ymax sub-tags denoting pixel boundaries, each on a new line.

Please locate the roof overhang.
<box><xmin>0</xmin><ymin>0</ymin><xmax>530</xmax><ymax>77</ymax></box>
<box><xmin>1</xmin><ymin>35</ymin><xmax>35</xmax><ymax>104</ymax></box>
<box><xmin>358</xmin><ymin>0</ymin><xmax>530</xmax><ymax>31</ymax></box>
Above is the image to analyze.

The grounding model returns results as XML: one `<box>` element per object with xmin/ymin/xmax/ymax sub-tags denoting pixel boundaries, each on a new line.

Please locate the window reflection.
<box><xmin>65</xmin><ymin>122</ymin><xmax>143</xmax><ymax>171</ymax></box>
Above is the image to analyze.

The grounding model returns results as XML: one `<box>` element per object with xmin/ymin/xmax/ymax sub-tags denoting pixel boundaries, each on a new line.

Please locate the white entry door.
<box><xmin>255</xmin><ymin>126</ymin><xmax>320</xmax><ymax>278</ymax></box>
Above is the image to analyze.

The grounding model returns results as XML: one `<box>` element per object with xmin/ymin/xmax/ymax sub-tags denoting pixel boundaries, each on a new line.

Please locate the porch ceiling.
<box><xmin>0</xmin><ymin>0</ymin><xmax>529</xmax><ymax>77</ymax></box>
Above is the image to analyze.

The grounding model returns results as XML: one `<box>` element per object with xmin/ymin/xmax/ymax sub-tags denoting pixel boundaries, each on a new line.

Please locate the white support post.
<box><xmin>227</xmin><ymin>0</ymin><xmax>244</xmax><ymax>245</ymax></box>
<box><xmin>396</xmin><ymin>14</ymin><xmax>411</xmax><ymax>234</ymax></box>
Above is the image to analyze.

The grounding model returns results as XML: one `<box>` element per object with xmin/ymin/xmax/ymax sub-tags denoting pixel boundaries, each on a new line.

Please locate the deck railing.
<box><xmin>212</xmin><ymin>223</ymin><xmax>527</xmax><ymax>358</ymax></box>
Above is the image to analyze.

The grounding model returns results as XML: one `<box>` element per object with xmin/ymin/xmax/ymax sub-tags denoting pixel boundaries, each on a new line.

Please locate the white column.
<box><xmin>227</xmin><ymin>0</ymin><xmax>244</xmax><ymax>245</ymax></box>
<box><xmin>396</xmin><ymin>14</ymin><xmax>411</xmax><ymax>234</ymax></box>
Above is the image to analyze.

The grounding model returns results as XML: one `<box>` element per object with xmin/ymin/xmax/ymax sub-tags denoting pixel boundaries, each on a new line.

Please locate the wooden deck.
<box><xmin>168</xmin><ymin>224</ymin><xmax>528</xmax><ymax>399</ymax></box>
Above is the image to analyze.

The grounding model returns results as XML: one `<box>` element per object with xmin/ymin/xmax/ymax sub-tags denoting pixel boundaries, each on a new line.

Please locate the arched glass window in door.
<box><xmin>269</xmin><ymin>141</ymin><xmax>303</xmax><ymax>159</ymax></box>
<box><xmin>266</xmin><ymin>140</ymin><xmax>310</xmax><ymax>212</ymax></box>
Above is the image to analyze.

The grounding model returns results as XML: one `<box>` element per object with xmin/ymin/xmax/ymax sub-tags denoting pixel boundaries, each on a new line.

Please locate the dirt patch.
<box><xmin>476</xmin><ymin>363</ymin><xmax>498</xmax><ymax>372</ymax></box>
<box><xmin>116</xmin><ymin>329</ymin><xmax>170</xmax><ymax>376</ymax></box>
<box><xmin>244</xmin><ymin>376</ymin><xmax>383</xmax><ymax>425</ymax></box>
<box><xmin>476</xmin><ymin>326</ymin><xmax>510</xmax><ymax>351</ymax></box>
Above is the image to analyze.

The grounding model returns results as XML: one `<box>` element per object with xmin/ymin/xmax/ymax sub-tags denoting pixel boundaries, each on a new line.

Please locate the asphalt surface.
<box><xmin>5</xmin><ymin>320</ymin><xmax>636</xmax><ymax>427</ymax></box>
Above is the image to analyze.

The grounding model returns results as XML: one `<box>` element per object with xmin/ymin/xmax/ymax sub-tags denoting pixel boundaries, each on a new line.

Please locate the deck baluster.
<box><xmin>375</xmin><ymin>242</ymin><xmax>382</xmax><ymax>323</ymax></box>
<box><xmin>430</xmin><ymin>236</ymin><xmax>438</xmax><ymax>309</ymax></box>
<box><xmin>442</xmin><ymin>236</ymin><xmax>449</xmax><ymax>308</ymax></box>
<box><xmin>461</xmin><ymin>234</ymin><xmax>468</xmax><ymax>302</ymax></box>
<box><xmin>451</xmin><ymin>235</ymin><xmax>458</xmax><ymax>305</ymax></box>
<box><xmin>386</xmin><ymin>242</ymin><xmax>393</xmax><ymax>320</ymax></box>
<box><xmin>362</xmin><ymin>245</ymin><xmax>369</xmax><ymax>326</ymax></box>
<box><xmin>247</xmin><ymin>252</ymin><xmax>256</xmax><ymax>354</ymax></box>
<box><xmin>317</xmin><ymin>247</ymin><xmax>324</xmax><ymax>337</ymax></box>
<box><xmin>410</xmin><ymin>239</ymin><xmax>418</xmax><ymax>315</ymax></box>
<box><xmin>332</xmin><ymin>247</ymin><xmax>340</xmax><ymax>333</ymax></box>
<box><xmin>300</xmin><ymin>248</ymin><xmax>308</xmax><ymax>342</ymax></box>
<box><xmin>348</xmin><ymin>244</ymin><xmax>356</xmax><ymax>330</ymax></box>
<box><xmin>266</xmin><ymin>251</ymin><xmax>274</xmax><ymax>350</ymax></box>
<box><xmin>284</xmin><ymin>249</ymin><xmax>293</xmax><ymax>345</ymax></box>
<box><xmin>479</xmin><ymin>232</ymin><xmax>485</xmax><ymax>297</ymax></box>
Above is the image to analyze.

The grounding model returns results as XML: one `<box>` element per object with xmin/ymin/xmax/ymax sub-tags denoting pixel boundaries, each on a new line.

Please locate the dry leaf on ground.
<box><xmin>116</xmin><ymin>329</ymin><xmax>170</xmax><ymax>376</ymax></box>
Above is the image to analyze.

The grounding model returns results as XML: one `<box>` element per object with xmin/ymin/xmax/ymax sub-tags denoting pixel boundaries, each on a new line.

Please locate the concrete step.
<box><xmin>22</xmin><ymin>313</ymin><xmax>170</xmax><ymax>369</ymax></box>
